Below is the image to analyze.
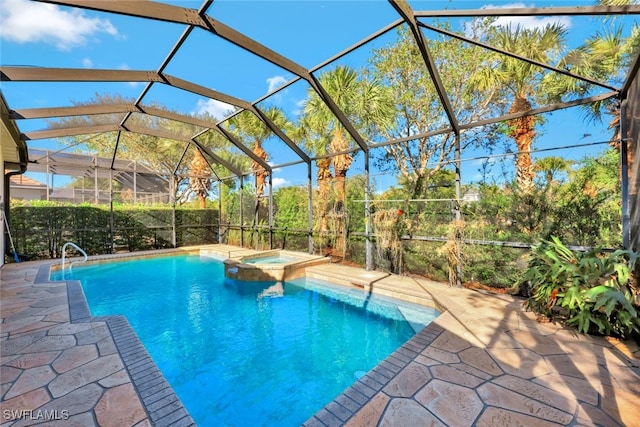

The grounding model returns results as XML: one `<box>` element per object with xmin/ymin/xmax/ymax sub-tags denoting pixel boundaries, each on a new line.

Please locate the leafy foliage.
<box><xmin>370</xmin><ymin>24</ymin><xmax>503</xmax><ymax>200</ymax></box>
<box><xmin>8</xmin><ymin>201</ymin><xmax>219</xmax><ymax>261</ymax></box>
<box><xmin>518</xmin><ymin>236</ymin><xmax>640</xmax><ymax>338</ymax></box>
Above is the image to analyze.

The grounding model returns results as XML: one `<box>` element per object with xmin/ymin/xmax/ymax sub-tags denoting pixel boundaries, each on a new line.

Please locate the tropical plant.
<box><xmin>273</xmin><ymin>186</ymin><xmax>308</xmax><ymax>231</ymax></box>
<box><xmin>371</xmin><ymin>24</ymin><xmax>503</xmax><ymax>201</ymax></box>
<box><xmin>298</xmin><ymin>65</ymin><xmax>395</xmax><ymax>255</ymax></box>
<box><xmin>439</xmin><ymin>219</ymin><xmax>465</xmax><ymax>287</ymax></box>
<box><xmin>550</xmin><ymin>149</ymin><xmax>621</xmax><ymax>247</ymax></box>
<box><xmin>517</xmin><ymin>236</ymin><xmax>640</xmax><ymax>338</ymax></box>
<box><xmin>549</xmin><ymin>0</ymin><xmax>639</xmax><ymax>145</ymax></box>
<box><xmin>225</xmin><ymin>107</ymin><xmax>291</xmax><ymax>199</ymax></box>
<box><xmin>189</xmin><ymin>149</ymin><xmax>212</xmax><ymax>209</ymax></box>
<box><xmin>477</xmin><ymin>23</ymin><xmax>568</xmax><ymax>193</ymax></box>
<box><xmin>533</xmin><ymin>156</ymin><xmax>572</xmax><ymax>188</ymax></box>
<box><xmin>372</xmin><ymin>207</ymin><xmax>408</xmax><ymax>274</ymax></box>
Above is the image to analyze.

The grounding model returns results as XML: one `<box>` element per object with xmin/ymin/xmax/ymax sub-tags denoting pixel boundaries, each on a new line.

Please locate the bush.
<box><xmin>8</xmin><ymin>201</ymin><xmax>218</xmax><ymax>260</ymax></box>
<box><xmin>517</xmin><ymin>236</ymin><xmax>639</xmax><ymax>338</ymax></box>
<box><xmin>464</xmin><ymin>245</ymin><xmax>525</xmax><ymax>288</ymax></box>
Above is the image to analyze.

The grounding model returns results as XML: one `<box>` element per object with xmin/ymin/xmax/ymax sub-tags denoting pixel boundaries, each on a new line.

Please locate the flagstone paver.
<box><xmin>52</xmin><ymin>345</ymin><xmax>99</xmax><ymax>373</ymax></box>
<box><xmin>4</xmin><ymin>365</ymin><xmax>56</xmax><ymax>399</ymax></box>
<box><xmin>3</xmin><ymin>247</ymin><xmax>640</xmax><ymax>427</ymax></box>
<box><xmin>1</xmin><ymin>252</ymin><xmax>197</xmax><ymax>427</ymax></box>
<box><xmin>475</xmin><ymin>407</ymin><xmax>562</xmax><ymax>427</ymax></box>
<box><xmin>415</xmin><ymin>380</ymin><xmax>483</xmax><ymax>426</ymax></box>
<box><xmin>379</xmin><ymin>398</ymin><xmax>445</xmax><ymax>427</ymax></box>
<box><xmin>382</xmin><ymin>362</ymin><xmax>431</xmax><ymax>397</ymax></box>
<box><xmin>95</xmin><ymin>383</ymin><xmax>147</xmax><ymax>427</ymax></box>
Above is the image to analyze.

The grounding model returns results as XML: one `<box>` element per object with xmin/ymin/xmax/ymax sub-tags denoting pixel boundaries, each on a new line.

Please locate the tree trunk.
<box><xmin>316</xmin><ymin>158</ymin><xmax>333</xmax><ymax>247</ymax></box>
<box><xmin>189</xmin><ymin>150</ymin><xmax>211</xmax><ymax>209</ymax></box>
<box><xmin>329</xmin><ymin>128</ymin><xmax>352</xmax><ymax>257</ymax></box>
<box><xmin>252</xmin><ymin>142</ymin><xmax>268</xmax><ymax>199</ymax></box>
<box><xmin>507</xmin><ymin>96</ymin><xmax>536</xmax><ymax>193</ymax></box>
<box><xmin>334</xmin><ymin>169</ymin><xmax>347</xmax><ymax>257</ymax></box>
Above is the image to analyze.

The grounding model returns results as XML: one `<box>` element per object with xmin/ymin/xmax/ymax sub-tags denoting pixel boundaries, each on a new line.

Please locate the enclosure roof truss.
<box><xmin>1</xmin><ymin>0</ymin><xmax>639</xmax><ymax>182</ymax></box>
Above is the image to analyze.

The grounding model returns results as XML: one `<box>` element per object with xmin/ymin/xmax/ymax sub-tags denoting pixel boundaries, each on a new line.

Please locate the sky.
<box><xmin>1</xmin><ymin>0</ymin><xmax>638</xmax><ymax>191</ymax></box>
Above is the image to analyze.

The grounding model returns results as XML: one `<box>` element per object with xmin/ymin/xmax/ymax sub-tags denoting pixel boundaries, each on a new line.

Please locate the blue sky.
<box><xmin>1</xmin><ymin>0</ymin><xmax>637</xmax><ymax>190</ymax></box>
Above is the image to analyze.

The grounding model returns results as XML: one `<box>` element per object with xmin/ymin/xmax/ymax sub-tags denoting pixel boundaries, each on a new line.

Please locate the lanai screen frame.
<box><xmin>1</xmin><ymin>0</ymin><xmax>639</xmax><ymax>270</ymax></box>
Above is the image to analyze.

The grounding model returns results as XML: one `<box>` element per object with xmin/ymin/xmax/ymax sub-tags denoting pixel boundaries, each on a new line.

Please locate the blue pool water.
<box><xmin>243</xmin><ymin>255</ymin><xmax>297</xmax><ymax>264</ymax></box>
<box><xmin>52</xmin><ymin>255</ymin><xmax>439</xmax><ymax>426</ymax></box>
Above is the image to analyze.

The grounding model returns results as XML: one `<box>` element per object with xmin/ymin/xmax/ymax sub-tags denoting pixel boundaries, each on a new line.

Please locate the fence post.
<box><xmin>171</xmin><ymin>177</ymin><xmax>177</xmax><ymax>248</ymax></box>
<box><xmin>307</xmin><ymin>161</ymin><xmax>314</xmax><ymax>254</ymax></box>
<box><xmin>365</xmin><ymin>150</ymin><xmax>374</xmax><ymax>271</ymax></box>
<box><xmin>109</xmin><ymin>169</ymin><xmax>115</xmax><ymax>254</ymax></box>
<box><xmin>454</xmin><ymin>133</ymin><xmax>463</xmax><ymax>287</ymax></box>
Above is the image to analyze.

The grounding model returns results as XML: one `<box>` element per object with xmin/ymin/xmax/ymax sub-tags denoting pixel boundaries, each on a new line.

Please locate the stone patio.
<box><xmin>1</xmin><ymin>252</ymin><xmax>194</xmax><ymax>427</ymax></box>
<box><xmin>303</xmin><ymin>266</ymin><xmax>640</xmax><ymax>427</ymax></box>
<box><xmin>2</xmin><ymin>246</ymin><xmax>640</xmax><ymax>426</ymax></box>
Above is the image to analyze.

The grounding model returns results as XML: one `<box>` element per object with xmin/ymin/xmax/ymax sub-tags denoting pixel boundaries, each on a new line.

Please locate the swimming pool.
<box><xmin>51</xmin><ymin>255</ymin><xmax>440</xmax><ymax>426</ymax></box>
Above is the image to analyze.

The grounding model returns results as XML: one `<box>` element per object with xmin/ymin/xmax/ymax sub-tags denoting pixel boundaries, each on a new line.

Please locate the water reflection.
<box><xmin>258</xmin><ymin>282</ymin><xmax>284</xmax><ymax>299</ymax></box>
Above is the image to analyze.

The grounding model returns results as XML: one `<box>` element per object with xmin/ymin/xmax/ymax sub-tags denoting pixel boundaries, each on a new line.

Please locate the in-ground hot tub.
<box><xmin>223</xmin><ymin>250</ymin><xmax>330</xmax><ymax>282</ymax></box>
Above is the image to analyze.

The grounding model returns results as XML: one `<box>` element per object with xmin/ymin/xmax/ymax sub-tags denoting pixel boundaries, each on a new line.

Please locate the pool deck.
<box><xmin>2</xmin><ymin>245</ymin><xmax>640</xmax><ymax>426</ymax></box>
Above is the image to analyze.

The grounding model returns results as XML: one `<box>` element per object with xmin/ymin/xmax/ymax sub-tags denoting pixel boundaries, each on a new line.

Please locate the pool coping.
<box><xmin>36</xmin><ymin>262</ymin><xmax>196</xmax><ymax>427</ymax></box>
<box><xmin>302</xmin><ymin>322</ymin><xmax>447</xmax><ymax>427</ymax></box>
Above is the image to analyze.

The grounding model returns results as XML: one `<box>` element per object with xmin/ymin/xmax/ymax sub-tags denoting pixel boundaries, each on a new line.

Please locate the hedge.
<box><xmin>6</xmin><ymin>202</ymin><xmax>219</xmax><ymax>261</ymax></box>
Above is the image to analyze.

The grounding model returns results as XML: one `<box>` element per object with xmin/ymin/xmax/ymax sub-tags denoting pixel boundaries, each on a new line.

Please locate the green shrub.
<box><xmin>8</xmin><ymin>202</ymin><xmax>218</xmax><ymax>260</ymax></box>
<box><xmin>518</xmin><ymin>236</ymin><xmax>639</xmax><ymax>338</ymax></box>
<box><xmin>463</xmin><ymin>245</ymin><xmax>524</xmax><ymax>288</ymax></box>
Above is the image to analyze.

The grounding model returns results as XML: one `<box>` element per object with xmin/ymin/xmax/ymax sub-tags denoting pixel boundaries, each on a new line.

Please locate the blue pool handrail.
<box><xmin>61</xmin><ymin>242</ymin><xmax>87</xmax><ymax>270</ymax></box>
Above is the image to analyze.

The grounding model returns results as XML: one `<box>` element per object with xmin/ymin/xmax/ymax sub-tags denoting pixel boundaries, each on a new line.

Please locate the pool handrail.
<box><xmin>61</xmin><ymin>242</ymin><xmax>88</xmax><ymax>270</ymax></box>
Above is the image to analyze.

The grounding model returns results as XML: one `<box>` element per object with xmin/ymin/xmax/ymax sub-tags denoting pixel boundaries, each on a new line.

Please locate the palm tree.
<box><xmin>551</xmin><ymin>26</ymin><xmax>635</xmax><ymax>143</ymax></box>
<box><xmin>295</xmin><ymin>114</ymin><xmax>334</xmax><ymax>246</ymax></box>
<box><xmin>299</xmin><ymin>65</ymin><xmax>394</xmax><ymax>253</ymax></box>
<box><xmin>534</xmin><ymin>156</ymin><xmax>572</xmax><ymax>188</ymax></box>
<box><xmin>189</xmin><ymin>149</ymin><xmax>211</xmax><ymax>208</ymax></box>
<box><xmin>479</xmin><ymin>23</ymin><xmax>568</xmax><ymax>193</ymax></box>
<box><xmin>546</xmin><ymin>15</ymin><xmax>638</xmax><ymax>188</ymax></box>
<box><xmin>226</xmin><ymin>107</ymin><xmax>290</xmax><ymax>199</ymax></box>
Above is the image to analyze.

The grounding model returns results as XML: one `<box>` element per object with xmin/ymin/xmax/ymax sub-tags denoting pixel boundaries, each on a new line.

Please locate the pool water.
<box><xmin>243</xmin><ymin>255</ymin><xmax>298</xmax><ymax>264</ymax></box>
<box><xmin>52</xmin><ymin>255</ymin><xmax>439</xmax><ymax>426</ymax></box>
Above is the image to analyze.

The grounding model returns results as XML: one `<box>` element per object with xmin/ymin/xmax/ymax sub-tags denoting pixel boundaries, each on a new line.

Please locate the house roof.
<box><xmin>9</xmin><ymin>174</ymin><xmax>46</xmax><ymax>188</ymax></box>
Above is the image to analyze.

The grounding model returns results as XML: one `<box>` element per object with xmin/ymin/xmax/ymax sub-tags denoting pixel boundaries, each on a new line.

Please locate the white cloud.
<box><xmin>194</xmin><ymin>99</ymin><xmax>235</xmax><ymax>119</ymax></box>
<box><xmin>483</xmin><ymin>3</ymin><xmax>572</xmax><ymax>30</ymax></box>
<box><xmin>81</xmin><ymin>58</ymin><xmax>93</xmax><ymax>68</ymax></box>
<box><xmin>271</xmin><ymin>177</ymin><xmax>290</xmax><ymax>188</ymax></box>
<box><xmin>292</xmin><ymin>98</ymin><xmax>307</xmax><ymax>117</ymax></box>
<box><xmin>0</xmin><ymin>0</ymin><xmax>118</xmax><ymax>50</ymax></box>
<box><xmin>267</xmin><ymin>75</ymin><xmax>287</xmax><ymax>93</ymax></box>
